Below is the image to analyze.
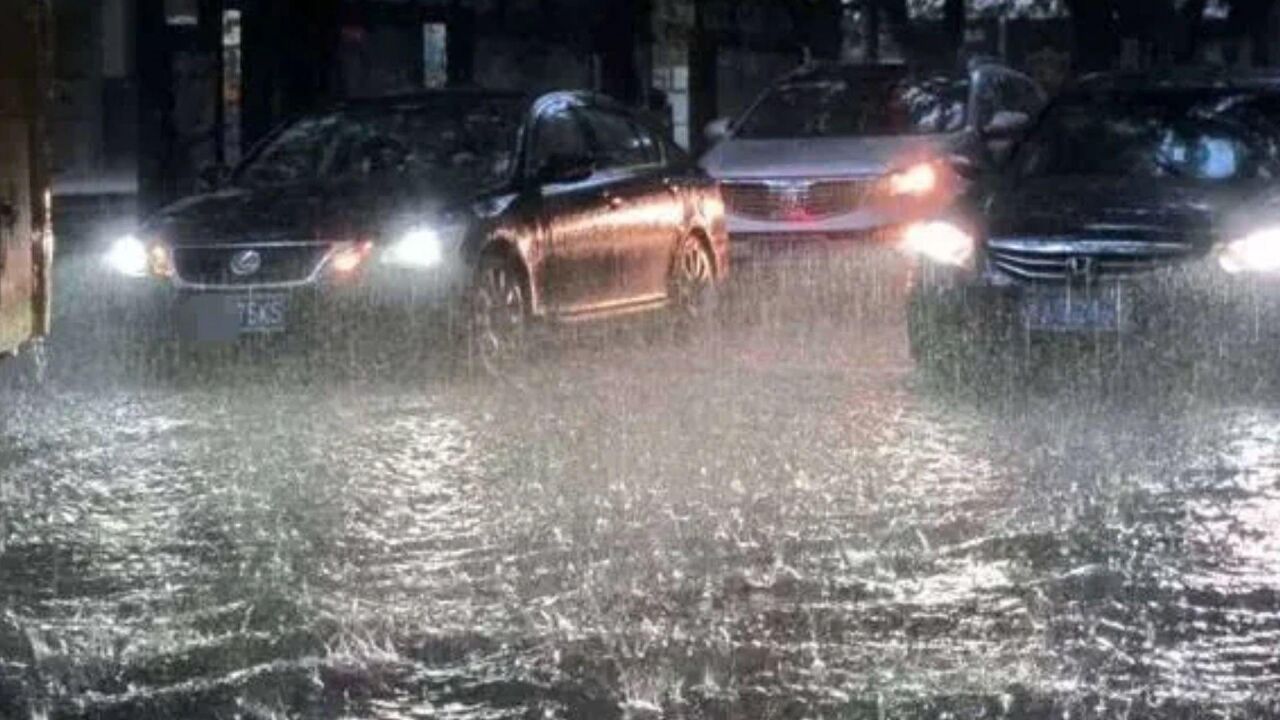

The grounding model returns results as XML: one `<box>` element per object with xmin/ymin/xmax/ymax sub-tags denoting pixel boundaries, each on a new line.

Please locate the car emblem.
<box><xmin>1065</xmin><ymin>255</ymin><xmax>1096</xmax><ymax>280</ymax></box>
<box><xmin>771</xmin><ymin>181</ymin><xmax>811</xmax><ymax>219</ymax></box>
<box><xmin>229</xmin><ymin>249</ymin><xmax>262</xmax><ymax>277</ymax></box>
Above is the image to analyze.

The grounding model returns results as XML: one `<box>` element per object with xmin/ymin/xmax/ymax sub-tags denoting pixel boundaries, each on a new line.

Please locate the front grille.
<box><xmin>722</xmin><ymin>178</ymin><xmax>875</xmax><ymax>221</ymax></box>
<box><xmin>986</xmin><ymin>239</ymin><xmax>1200</xmax><ymax>283</ymax></box>
<box><xmin>172</xmin><ymin>244</ymin><xmax>332</xmax><ymax>286</ymax></box>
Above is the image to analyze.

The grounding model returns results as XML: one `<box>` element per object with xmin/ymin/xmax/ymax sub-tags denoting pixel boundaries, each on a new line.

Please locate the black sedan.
<box><xmin>902</xmin><ymin>70</ymin><xmax>1280</xmax><ymax>371</ymax></box>
<box><xmin>105</xmin><ymin>90</ymin><xmax>727</xmax><ymax>369</ymax></box>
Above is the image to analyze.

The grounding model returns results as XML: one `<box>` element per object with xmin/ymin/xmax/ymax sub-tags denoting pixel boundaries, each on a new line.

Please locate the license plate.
<box><xmin>236</xmin><ymin>295</ymin><xmax>288</xmax><ymax>333</ymax></box>
<box><xmin>1022</xmin><ymin>292</ymin><xmax>1119</xmax><ymax>332</ymax></box>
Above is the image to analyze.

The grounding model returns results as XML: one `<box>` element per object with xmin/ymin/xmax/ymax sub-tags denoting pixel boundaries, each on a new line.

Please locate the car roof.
<box><xmin>1074</xmin><ymin>67</ymin><xmax>1280</xmax><ymax>94</ymax></box>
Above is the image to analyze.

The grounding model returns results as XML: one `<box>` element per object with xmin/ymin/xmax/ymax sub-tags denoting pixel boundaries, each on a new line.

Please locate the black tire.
<box><xmin>0</xmin><ymin>340</ymin><xmax>49</xmax><ymax>392</ymax></box>
<box><xmin>465</xmin><ymin>252</ymin><xmax>532</xmax><ymax>376</ymax></box>
<box><xmin>670</xmin><ymin>234</ymin><xmax>718</xmax><ymax>331</ymax></box>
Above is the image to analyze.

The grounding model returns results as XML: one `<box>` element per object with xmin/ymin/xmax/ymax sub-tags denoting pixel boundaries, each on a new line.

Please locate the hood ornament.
<box><xmin>229</xmin><ymin>249</ymin><xmax>263</xmax><ymax>277</ymax></box>
<box><xmin>1066</xmin><ymin>255</ymin><xmax>1096</xmax><ymax>280</ymax></box>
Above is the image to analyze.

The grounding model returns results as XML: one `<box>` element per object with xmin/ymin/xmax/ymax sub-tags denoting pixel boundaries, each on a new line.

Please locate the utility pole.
<box><xmin>135</xmin><ymin>0</ymin><xmax>174</xmax><ymax>213</ymax></box>
<box><xmin>598</xmin><ymin>0</ymin><xmax>650</xmax><ymax>105</ymax></box>
<box><xmin>865</xmin><ymin>0</ymin><xmax>881</xmax><ymax>61</ymax></box>
<box><xmin>688</xmin><ymin>0</ymin><xmax>718</xmax><ymax>155</ymax></box>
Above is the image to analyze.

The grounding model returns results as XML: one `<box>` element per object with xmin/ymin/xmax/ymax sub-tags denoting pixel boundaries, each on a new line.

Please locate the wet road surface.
<box><xmin>2</xmin><ymin>255</ymin><xmax>1280</xmax><ymax>719</ymax></box>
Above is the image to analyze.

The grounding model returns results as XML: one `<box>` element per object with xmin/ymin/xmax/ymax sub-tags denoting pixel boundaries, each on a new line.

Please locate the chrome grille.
<box><xmin>721</xmin><ymin>178</ymin><xmax>874</xmax><ymax>221</ymax></box>
<box><xmin>172</xmin><ymin>243</ymin><xmax>332</xmax><ymax>287</ymax></box>
<box><xmin>987</xmin><ymin>239</ymin><xmax>1199</xmax><ymax>283</ymax></box>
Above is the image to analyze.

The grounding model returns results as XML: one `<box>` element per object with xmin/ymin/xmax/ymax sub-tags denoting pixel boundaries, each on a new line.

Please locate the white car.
<box><xmin>700</xmin><ymin>61</ymin><xmax>1045</xmax><ymax>261</ymax></box>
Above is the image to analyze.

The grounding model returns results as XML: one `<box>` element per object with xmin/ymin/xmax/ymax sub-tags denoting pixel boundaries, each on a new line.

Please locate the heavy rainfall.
<box><xmin>3</xmin><ymin>1</ymin><xmax>1280</xmax><ymax>719</ymax></box>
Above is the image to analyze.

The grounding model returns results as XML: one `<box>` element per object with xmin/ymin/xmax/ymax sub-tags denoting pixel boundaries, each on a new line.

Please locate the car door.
<box><xmin>531</xmin><ymin>101</ymin><xmax>617</xmax><ymax>314</ymax></box>
<box><xmin>577</xmin><ymin>104</ymin><xmax>682</xmax><ymax>303</ymax></box>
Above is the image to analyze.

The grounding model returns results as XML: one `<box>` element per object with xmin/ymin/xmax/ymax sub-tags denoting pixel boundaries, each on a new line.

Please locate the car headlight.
<box><xmin>886</xmin><ymin>162</ymin><xmax>939</xmax><ymax>197</ymax></box>
<box><xmin>106</xmin><ymin>234</ymin><xmax>150</xmax><ymax>277</ymax></box>
<box><xmin>383</xmin><ymin>227</ymin><xmax>446</xmax><ymax>269</ymax></box>
<box><xmin>1219</xmin><ymin>228</ymin><xmax>1280</xmax><ymax>274</ymax></box>
<box><xmin>902</xmin><ymin>220</ymin><xmax>976</xmax><ymax>267</ymax></box>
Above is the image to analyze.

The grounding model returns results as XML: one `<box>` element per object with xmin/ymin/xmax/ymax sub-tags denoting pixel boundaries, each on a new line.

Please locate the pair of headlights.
<box><xmin>107</xmin><ymin>227</ymin><xmax>450</xmax><ymax>277</ymax></box>
<box><xmin>902</xmin><ymin>221</ymin><xmax>1280</xmax><ymax>275</ymax></box>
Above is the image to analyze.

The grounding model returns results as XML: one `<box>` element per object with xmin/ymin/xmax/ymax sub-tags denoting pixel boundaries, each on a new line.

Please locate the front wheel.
<box><xmin>466</xmin><ymin>253</ymin><xmax>531</xmax><ymax>376</ymax></box>
<box><xmin>671</xmin><ymin>235</ymin><xmax>717</xmax><ymax>325</ymax></box>
<box><xmin>0</xmin><ymin>340</ymin><xmax>50</xmax><ymax>392</ymax></box>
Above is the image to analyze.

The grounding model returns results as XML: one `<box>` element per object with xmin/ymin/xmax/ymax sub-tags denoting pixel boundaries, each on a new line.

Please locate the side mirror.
<box><xmin>536</xmin><ymin>153</ymin><xmax>595</xmax><ymax>185</ymax></box>
<box><xmin>982</xmin><ymin>110</ymin><xmax>1031</xmax><ymax>139</ymax></box>
<box><xmin>704</xmin><ymin>117</ymin><xmax>732</xmax><ymax>144</ymax></box>
<box><xmin>196</xmin><ymin>163</ymin><xmax>229</xmax><ymax>192</ymax></box>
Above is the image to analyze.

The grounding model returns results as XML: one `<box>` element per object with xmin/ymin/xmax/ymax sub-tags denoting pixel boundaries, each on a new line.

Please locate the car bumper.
<box><xmin>113</xmin><ymin>264</ymin><xmax>468</xmax><ymax>345</ymax></box>
<box><xmin>726</xmin><ymin>200</ymin><xmax>939</xmax><ymax>264</ymax></box>
<box><xmin>729</xmin><ymin>226</ymin><xmax>908</xmax><ymax>266</ymax></box>
<box><xmin>910</xmin><ymin>257</ymin><xmax>1280</xmax><ymax>352</ymax></box>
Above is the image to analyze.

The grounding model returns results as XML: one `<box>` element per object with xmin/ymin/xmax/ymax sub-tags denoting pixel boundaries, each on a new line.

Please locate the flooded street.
<box><xmin>3</xmin><ymin>260</ymin><xmax>1280</xmax><ymax>719</ymax></box>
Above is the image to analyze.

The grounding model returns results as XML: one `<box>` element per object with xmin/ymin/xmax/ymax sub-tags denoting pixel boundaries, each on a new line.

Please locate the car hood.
<box><xmin>147</xmin><ymin>178</ymin><xmax>476</xmax><ymax>247</ymax></box>
<box><xmin>699</xmin><ymin>134</ymin><xmax>954</xmax><ymax>181</ymax></box>
<box><xmin>982</xmin><ymin>176</ymin><xmax>1258</xmax><ymax>249</ymax></box>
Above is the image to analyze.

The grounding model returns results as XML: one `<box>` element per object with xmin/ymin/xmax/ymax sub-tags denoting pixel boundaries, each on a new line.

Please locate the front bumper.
<box><xmin>910</xmin><ymin>256</ymin><xmax>1280</xmax><ymax>353</ymax></box>
<box><xmin>730</xmin><ymin>225</ymin><xmax>908</xmax><ymax>266</ymax></box>
<box><xmin>726</xmin><ymin>199</ymin><xmax>941</xmax><ymax>265</ymax></box>
<box><xmin>112</xmin><ymin>262</ymin><xmax>468</xmax><ymax>345</ymax></box>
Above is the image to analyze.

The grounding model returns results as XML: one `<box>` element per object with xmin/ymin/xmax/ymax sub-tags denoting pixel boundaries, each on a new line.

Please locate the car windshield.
<box><xmin>734</xmin><ymin>71</ymin><xmax>969</xmax><ymax>139</ymax></box>
<box><xmin>234</xmin><ymin>98</ymin><xmax>523</xmax><ymax>188</ymax></box>
<box><xmin>1013</xmin><ymin>90</ymin><xmax>1280</xmax><ymax>181</ymax></box>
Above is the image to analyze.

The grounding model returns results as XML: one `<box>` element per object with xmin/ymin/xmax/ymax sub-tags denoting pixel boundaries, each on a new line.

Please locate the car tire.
<box><xmin>465</xmin><ymin>252</ymin><xmax>532</xmax><ymax>376</ymax></box>
<box><xmin>670</xmin><ymin>234</ymin><xmax>718</xmax><ymax>331</ymax></box>
<box><xmin>0</xmin><ymin>340</ymin><xmax>50</xmax><ymax>392</ymax></box>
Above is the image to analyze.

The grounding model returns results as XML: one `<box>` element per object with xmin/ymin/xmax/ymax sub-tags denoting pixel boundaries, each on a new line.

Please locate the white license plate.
<box><xmin>1022</xmin><ymin>292</ymin><xmax>1119</xmax><ymax>332</ymax></box>
<box><xmin>236</xmin><ymin>295</ymin><xmax>288</xmax><ymax>333</ymax></box>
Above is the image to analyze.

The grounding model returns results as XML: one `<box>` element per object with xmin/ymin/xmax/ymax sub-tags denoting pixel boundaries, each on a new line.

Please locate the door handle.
<box><xmin>606</xmin><ymin>195</ymin><xmax>627</xmax><ymax>210</ymax></box>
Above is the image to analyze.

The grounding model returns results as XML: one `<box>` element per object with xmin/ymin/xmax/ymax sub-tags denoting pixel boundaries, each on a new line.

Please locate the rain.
<box><xmin>4</xmin><ymin>1</ymin><xmax>1280</xmax><ymax>719</ymax></box>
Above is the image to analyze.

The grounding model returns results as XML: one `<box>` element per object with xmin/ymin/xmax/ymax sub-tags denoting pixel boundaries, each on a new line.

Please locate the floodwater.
<box><xmin>2</xmin><ymin>255</ymin><xmax>1280</xmax><ymax>719</ymax></box>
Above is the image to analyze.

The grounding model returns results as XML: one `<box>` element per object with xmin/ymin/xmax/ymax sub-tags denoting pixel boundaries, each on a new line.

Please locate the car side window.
<box><xmin>530</xmin><ymin>106</ymin><xmax>591</xmax><ymax>177</ymax></box>
<box><xmin>579</xmin><ymin>107</ymin><xmax>660</xmax><ymax>172</ymax></box>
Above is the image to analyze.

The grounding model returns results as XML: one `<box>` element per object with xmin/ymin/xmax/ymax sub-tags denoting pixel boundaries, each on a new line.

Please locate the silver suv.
<box><xmin>699</xmin><ymin>61</ymin><xmax>1045</xmax><ymax>260</ymax></box>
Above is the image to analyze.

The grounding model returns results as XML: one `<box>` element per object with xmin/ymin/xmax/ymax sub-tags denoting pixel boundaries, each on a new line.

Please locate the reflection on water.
<box><xmin>2</xmin><ymin>262</ymin><xmax>1280</xmax><ymax>718</ymax></box>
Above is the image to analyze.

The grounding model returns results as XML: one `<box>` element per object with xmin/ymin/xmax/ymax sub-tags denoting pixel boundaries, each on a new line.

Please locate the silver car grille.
<box><xmin>171</xmin><ymin>242</ymin><xmax>333</xmax><ymax>288</ymax></box>
<box><xmin>721</xmin><ymin>178</ymin><xmax>875</xmax><ymax>221</ymax></box>
<box><xmin>986</xmin><ymin>239</ymin><xmax>1200</xmax><ymax>283</ymax></box>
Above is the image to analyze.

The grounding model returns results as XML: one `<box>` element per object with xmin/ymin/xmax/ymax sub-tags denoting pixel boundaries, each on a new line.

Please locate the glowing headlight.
<box><xmin>887</xmin><ymin>162</ymin><xmax>939</xmax><ymax>197</ymax></box>
<box><xmin>384</xmin><ymin>227</ymin><xmax>445</xmax><ymax>269</ymax></box>
<box><xmin>1219</xmin><ymin>228</ymin><xmax>1280</xmax><ymax>274</ymax></box>
<box><xmin>106</xmin><ymin>235</ymin><xmax>150</xmax><ymax>277</ymax></box>
<box><xmin>902</xmin><ymin>220</ymin><xmax>976</xmax><ymax>267</ymax></box>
